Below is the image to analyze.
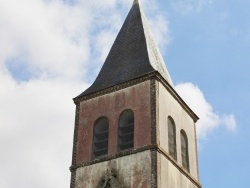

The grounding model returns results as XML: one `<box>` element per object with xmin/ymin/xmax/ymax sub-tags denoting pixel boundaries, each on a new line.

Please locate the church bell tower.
<box><xmin>70</xmin><ymin>0</ymin><xmax>202</xmax><ymax>187</ymax></box>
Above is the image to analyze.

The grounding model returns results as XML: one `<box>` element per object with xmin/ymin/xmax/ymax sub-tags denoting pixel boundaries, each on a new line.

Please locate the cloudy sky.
<box><xmin>0</xmin><ymin>0</ymin><xmax>249</xmax><ymax>187</ymax></box>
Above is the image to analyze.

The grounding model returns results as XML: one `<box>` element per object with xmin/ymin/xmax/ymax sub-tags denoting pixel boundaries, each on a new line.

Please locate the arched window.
<box><xmin>93</xmin><ymin>117</ymin><xmax>109</xmax><ymax>158</ymax></box>
<box><xmin>168</xmin><ymin>116</ymin><xmax>176</xmax><ymax>160</ymax></box>
<box><xmin>181</xmin><ymin>130</ymin><xmax>189</xmax><ymax>172</ymax></box>
<box><xmin>118</xmin><ymin>109</ymin><xmax>134</xmax><ymax>151</ymax></box>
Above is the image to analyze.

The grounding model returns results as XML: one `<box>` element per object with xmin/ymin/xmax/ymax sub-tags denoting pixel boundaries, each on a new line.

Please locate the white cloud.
<box><xmin>175</xmin><ymin>82</ymin><xmax>237</xmax><ymax>139</ymax></box>
<box><xmin>0</xmin><ymin>0</ymin><xmax>171</xmax><ymax>188</ymax></box>
<box><xmin>0</xmin><ymin>0</ymin><xmax>92</xmax><ymax>80</ymax></box>
<box><xmin>0</xmin><ymin>0</ymin><xmax>94</xmax><ymax>187</ymax></box>
<box><xmin>221</xmin><ymin>114</ymin><xmax>237</xmax><ymax>132</ymax></box>
<box><xmin>94</xmin><ymin>30</ymin><xmax>118</xmax><ymax>63</ymax></box>
<box><xmin>0</xmin><ymin>69</ymin><xmax>86</xmax><ymax>188</ymax></box>
<box><xmin>140</xmin><ymin>0</ymin><xmax>171</xmax><ymax>51</ymax></box>
<box><xmin>171</xmin><ymin>0</ymin><xmax>212</xmax><ymax>14</ymax></box>
<box><xmin>148</xmin><ymin>14</ymin><xmax>171</xmax><ymax>51</ymax></box>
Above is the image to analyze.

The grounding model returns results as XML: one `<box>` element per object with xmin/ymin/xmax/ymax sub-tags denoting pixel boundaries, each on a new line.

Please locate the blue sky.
<box><xmin>0</xmin><ymin>0</ymin><xmax>249</xmax><ymax>187</ymax></box>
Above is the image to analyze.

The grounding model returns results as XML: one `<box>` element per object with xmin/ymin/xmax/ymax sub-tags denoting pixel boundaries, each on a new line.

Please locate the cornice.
<box><xmin>73</xmin><ymin>72</ymin><xmax>156</xmax><ymax>104</ymax></box>
<box><xmin>70</xmin><ymin>144</ymin><xmax>202</xmax><ymax>188</ymax></box>
<box><xmin>74</xmin><ymin>71</ymin><xmax>199</xmax><ymax>122</ymax></box>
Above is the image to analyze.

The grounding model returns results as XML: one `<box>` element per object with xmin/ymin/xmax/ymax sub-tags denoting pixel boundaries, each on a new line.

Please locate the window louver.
<box><xmin>93</xmin><ymin>117</ymin><xmax>109</xmax><ymax>158</ymax></box>
<box><xmin>181</xmin><ymin>130</ymin><xmax>190</xmax><ymax>172</ymax></box>
<box><xmin>168</xmin><ymin>116</ymin><xmax>177</xmax><ymax>160</ymax></box>
<box><xmin>118</xmin><ymin>110</ymin><xmax>134</xmax><ymax>151</ymax></box>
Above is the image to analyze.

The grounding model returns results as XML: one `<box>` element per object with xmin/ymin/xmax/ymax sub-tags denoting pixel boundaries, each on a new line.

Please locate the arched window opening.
<box><xmin>93</xmin><ymin>117</ymin><xmax>109</xmax><ymax>158</ymax></box>
<box><xmin>118</xmin><ymin>109</ymin><xmax>134</xmax><ymax>151</ymax></box>
<box><xmin>181</xmin><ymin>130</ymin><xmax>190</xmax><ymax>172</ymax></box>
<box><xmin>168</xmin><ymin>116</ymin><xmax>176</xmax><ymax>160</ymax></box>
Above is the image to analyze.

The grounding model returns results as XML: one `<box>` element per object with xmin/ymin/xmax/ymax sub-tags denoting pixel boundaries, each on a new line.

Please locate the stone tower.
<box><xmin>70</xmin><ymin>1</ymin><xmax>202</xmax><ymax>187</ymax></box>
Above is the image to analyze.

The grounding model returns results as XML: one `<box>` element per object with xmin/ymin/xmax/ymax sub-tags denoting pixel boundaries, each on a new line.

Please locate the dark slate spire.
<box><xmin>78</xmin><ymin>0</ymin><xmax>173</xmax><ymax>97</ymax></box>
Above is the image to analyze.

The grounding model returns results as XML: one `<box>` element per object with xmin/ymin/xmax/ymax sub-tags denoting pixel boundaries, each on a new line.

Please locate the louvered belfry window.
<box><xmin>168</xmin><ymin>116</ymin><xmax>177</xmax><ymax>160</ymax></box>
<box><xmin>118</xmin><ymin>109</ymin><xmax>134</xmax><ymax>151</ymax></box>
<box><xmin>93</xmin><ymin>117</ymin><xmax>109</xmax><ymax>158</ymax></box>
<box><xmin>181</xmin><ymin>130</ymin><xmax>190</xmax><ymax>172</ymax></box>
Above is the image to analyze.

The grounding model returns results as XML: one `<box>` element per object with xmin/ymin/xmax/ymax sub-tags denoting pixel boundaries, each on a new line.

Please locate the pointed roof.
<box><xmin>77</xmin><ymin>0</ymin><xmax>173</xmax><ymax>97</ymax></box>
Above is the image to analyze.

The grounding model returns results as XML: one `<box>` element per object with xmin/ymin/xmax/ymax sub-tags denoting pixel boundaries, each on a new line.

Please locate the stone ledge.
<box><xmin>70</xmin><ymin>144</ymin><xmax>202</xmax><ymax>188</ymax></box>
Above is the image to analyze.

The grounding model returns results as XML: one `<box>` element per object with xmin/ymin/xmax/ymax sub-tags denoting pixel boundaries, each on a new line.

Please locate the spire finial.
<box><xmin>133</xmin><ymin>0</ymin><xmax>138</xmax><ymax>4</ymax></box>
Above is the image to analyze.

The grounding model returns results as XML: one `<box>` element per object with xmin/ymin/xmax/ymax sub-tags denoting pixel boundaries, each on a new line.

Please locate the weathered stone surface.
<box><xmin>158</xmin><ymin>152</ymin><xmax>199</xmax><ymax>188</ymax></box>
<box><xmin>71</xmin><ymin>79</ymin><xmax>201</xmax><ymax>188</ymax></box>
<box><xmin>75</xmin><ymin>151</ymin><xmax>152</xmax><ymax>188</ymax></box>
<box><xmin>158</xmin><ymin>81</ymin><xmax>199</xmax><ymax>182</ymax></box>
